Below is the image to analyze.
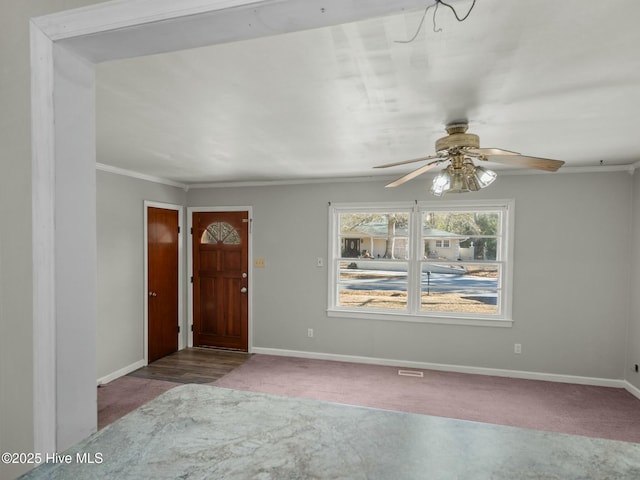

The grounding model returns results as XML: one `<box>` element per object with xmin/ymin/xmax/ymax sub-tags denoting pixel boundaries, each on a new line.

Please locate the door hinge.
<box><xmin>191</xmin><ymin>324</ymin><xmax>194</xmax><ymax>332</ymax></box>
<box><xmin>190</xmin><ymin>227</ymin><xmax>193</xmax><ymax>234</ymax></box>
<box><xmin>177</xmin><ymin>325</ymin><xmax>180</xmax><ymax>333</ymax></box>
<box><xmin>178</xmin><ymin>226</ymin><xmax>180</xmax><ymax>234</ymax></box>
<box><xmin>190</xmin><ymin>276</ymin><xmax>193</xmax><ymax>283</ymax></box>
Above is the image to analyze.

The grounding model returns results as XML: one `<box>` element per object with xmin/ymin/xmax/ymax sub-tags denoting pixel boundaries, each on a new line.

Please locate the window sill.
<box><xmin>326</xmin><ymin>308</ymin><xmax>513</xmax><ymax>328</ymax></box>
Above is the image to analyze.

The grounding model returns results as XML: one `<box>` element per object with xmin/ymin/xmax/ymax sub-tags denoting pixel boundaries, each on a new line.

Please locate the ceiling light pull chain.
<box><xmin>395</xmin><ymin>0</ymin><xmax>477</xmax><ymax>44</ymax></box>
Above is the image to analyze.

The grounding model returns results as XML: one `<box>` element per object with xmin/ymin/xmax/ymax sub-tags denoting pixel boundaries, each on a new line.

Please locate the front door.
<box><xmin>147</xmin><ymin>206</ymin><xmax>179</xmax><ymax>363</ymax></box>
<box><xmin>192</xmin><ymin>211</ymin><xmax>249</xmax><ymax>351</ymax></box>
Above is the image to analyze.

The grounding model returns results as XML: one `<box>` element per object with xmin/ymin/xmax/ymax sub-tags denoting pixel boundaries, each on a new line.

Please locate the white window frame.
<box><xmin>327</xmin><ymin>200</ymin><xmax>514</xmax><ymax>327</ymax></box>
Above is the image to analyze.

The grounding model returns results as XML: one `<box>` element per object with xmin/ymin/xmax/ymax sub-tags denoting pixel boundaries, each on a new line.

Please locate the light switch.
<box><xmin>254</xmin><ymin>258</ymin><xmax>266</xmax><ymax>268</ymax></box>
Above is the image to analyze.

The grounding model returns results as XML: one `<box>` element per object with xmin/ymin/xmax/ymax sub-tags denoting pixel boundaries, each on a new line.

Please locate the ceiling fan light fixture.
<box><xmin>448</xmin><ymin>171</ymin><xmax>469</xmax><ymax>194</ymax></box>
<box><xmin>429</xmin><ymin>161</ymin><xmax>496</xmax><ymax>196</ymax></box>
<box><xmin>430</xmin><ymin>170</ymin><xmax>451</xmax><ymax>197</ymax></box>
<box><xmin>474</xmin><ymin>165</ymin><xmax>497</xmax><ymax>188</ymax></box>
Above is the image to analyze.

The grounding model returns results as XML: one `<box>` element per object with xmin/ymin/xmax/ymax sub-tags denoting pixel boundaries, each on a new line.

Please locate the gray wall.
<box><xmin>628</xmin><ymin>170</ymin><xmax>640</xmax><ymax>388</ymax></box>
<box><xmin>0</xmin><ymin>1</ymin><xmax>107</xmax><ymax>478</ymax></box>
<box><xmin>188</xmin><ymin>171</ymin><xmax>632</xmax><ymax>379</ymax></box>
<box><xmin>0</xmin><ymin>0</ymin><xmax>636</xmax><ymax>476</ymax></box>
<box><xmin>96</xmin><ymin>170</ymin><xmax>186</xmax><ymax>380</ymax></box>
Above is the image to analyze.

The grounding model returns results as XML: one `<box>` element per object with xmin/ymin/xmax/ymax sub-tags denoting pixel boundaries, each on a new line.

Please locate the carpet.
<box><xmin>19</xmin><ymin>385</ymin><xmax>640</xmax><ymax>480</ymax></box>
<box><xmin>214</xmin><ymin>354</ymin><xmax>640</xmax><ymax>443</ymax></box>
<box><xmin>98</xmin><ymin>376</ymin><xmax>178</xmax><ymax>429</ymax></box>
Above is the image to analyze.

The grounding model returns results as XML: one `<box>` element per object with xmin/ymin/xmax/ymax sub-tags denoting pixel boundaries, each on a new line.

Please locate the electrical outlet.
<box><xmin>307</xmin><ymin>328</ymin><xmax>314</xmax><ymax>338</ymax></box>
<box><xmin>514</xmin><ymin>343</ymin><xmax>522</xmax><ymax>354</ymax></box>
<box><xmin>316</xmin><ymin>257</ymin><xmax>324</xmax><ymax>267</ymax></box>
<box><xmin>254</xmin><ymin>258</ymin><xmax>266</xmax><ymax>268</ymax></box>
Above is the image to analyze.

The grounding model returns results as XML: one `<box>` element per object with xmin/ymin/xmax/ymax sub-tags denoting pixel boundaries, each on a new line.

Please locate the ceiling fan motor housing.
<box><xmin>435</xmin><ymin>132</ymin><xmax>480</xmax><ymax>152</ymax></box>
<box><xmin>435</xmin><ymin>123</ymin><xmax>479</xmax><ymax>153</ymax></box>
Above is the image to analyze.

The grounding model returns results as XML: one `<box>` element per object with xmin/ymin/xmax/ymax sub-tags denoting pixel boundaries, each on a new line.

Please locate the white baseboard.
<box><xmin>624</xmin><ymin>380</ymin><xmax>640</xmax><ymax>400</ymax></box>
<box><xmin>95</xmin><ymin>349</ymin><xmax>636</xmax><ymax>392</ymax></box>
<box><xmin>96</xmin><ymin>359</ymin><xmax>146</xmax><ymax>386</ymax></box>
<box><xmin>251</xmin><ymin>347</ymin><xmax>626</xmax><ymax>389</ymax></box>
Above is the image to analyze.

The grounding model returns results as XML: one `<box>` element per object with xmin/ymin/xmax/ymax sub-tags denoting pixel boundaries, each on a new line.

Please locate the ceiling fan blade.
<box><xmin>374</xmin><ymin>154</ymin><xmax>442</xmax><ymax>169</ymax></box>
<box><xmin>481</xmin><ymin>154</ymin><xmax>565</xmax><ymax>172</ymax></box>
<box><xmin>385</xmin><ymin>159</ymin><xmax>446</xmax><ymax>188</ymax></box>
<box><xmin>466</xmin><ymin>148</ymin><xmax>519</xmax><ymax>156</ymax></box>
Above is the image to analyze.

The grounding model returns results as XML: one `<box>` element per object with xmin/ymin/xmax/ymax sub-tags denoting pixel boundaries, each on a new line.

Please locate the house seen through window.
<box><xmin>328</xmin><ymin>201</ymin><xmax>513</xmax><ymax>325</ymax></box>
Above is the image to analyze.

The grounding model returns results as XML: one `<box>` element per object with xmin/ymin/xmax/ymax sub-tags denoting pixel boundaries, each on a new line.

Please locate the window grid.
<box><xmin>328</xmin><ymin>201</ymin><xmax>513</xmax><ymax>325</ymax></box>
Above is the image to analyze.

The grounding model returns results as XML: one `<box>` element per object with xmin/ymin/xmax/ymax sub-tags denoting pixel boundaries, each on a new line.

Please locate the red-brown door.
<box><xmin>192</xmin><ymin>211</ymin><xmax>249</xmax><ymax>351</ymax></box>
<box><xmin>147</xmin><ymin>207</ymin><xmax>179</xmax><ymax>363</ymax></box>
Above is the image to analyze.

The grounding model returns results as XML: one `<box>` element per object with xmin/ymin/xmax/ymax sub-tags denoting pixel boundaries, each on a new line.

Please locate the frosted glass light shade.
<box><xmin>429</xmin><ymin>163</ymin><xmax>497</xmax><ymax>196</ymax></box>
<box><xmin>430</xmin><ymin>171</ymin><xmax>451</xmax><ymax>196</ymax></box>
<box><xmin>474</xmin><ymin>166</ymin><xmax>497</xmax><ymax>188</ymax></box>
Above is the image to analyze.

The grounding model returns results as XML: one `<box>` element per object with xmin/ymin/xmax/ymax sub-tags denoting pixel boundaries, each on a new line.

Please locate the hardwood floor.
<box><xmin>128</xmin><ymin>347</ymin><xmax>252</xmax><ymax>384</ymax></box>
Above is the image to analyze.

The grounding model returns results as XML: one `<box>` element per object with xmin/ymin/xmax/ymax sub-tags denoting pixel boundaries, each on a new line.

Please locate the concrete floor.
<box><xmin>20</xmin><ymin>385</ymin><xmax>640</xmax><ymax>479</ymax></box>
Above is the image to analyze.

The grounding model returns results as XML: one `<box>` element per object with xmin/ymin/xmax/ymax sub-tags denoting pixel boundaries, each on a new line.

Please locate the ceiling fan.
<box><xmin>374</xmin><ymin>123</ymin><xmax>565</xmax><ymax>196</ymax></box>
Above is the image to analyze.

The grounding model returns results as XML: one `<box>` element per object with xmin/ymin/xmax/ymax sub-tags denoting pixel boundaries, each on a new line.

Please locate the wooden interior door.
<box><xmin>147</xmin><ymin>207</ymin><xmax>179</xmax><ymax>363</ymax></box>
<box><xmin>193</xmin><ymin>211</ymin><xmax>249</xmax><ymax>351</ymax></box>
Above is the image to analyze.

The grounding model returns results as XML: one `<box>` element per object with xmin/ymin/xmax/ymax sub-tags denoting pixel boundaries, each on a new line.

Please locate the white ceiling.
<box><xmin>96</xmin><ymin>0</ymin><xmax>640</xmax><ymax>185</ymax></box>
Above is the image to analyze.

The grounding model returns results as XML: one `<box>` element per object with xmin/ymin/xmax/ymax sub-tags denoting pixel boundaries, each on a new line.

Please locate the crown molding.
<box><xmin>497</xmin><ymin>164</ymin><xmax>637</xmax><ymax>176</ymax></box>
<box><xmin>190</xmin><ymin>163</ymin><xmax>639</xmax><ymax>188</ymax></box>
<box><xmin>187</xmin><ymin>175</ymin><xmax>392</xmax><ymax>189</ymax></box>
<box><xmin>96</xmin><ymin>162</ymin><xmax>639</xmax><ymax>191</ymax></box>
<box><xmin>96</xmin><ymin>163</ymin><xmax>189</xmax><ymax>190</ymax></box>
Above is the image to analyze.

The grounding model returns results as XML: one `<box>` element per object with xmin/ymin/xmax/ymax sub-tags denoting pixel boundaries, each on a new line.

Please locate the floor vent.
<box><xmin>398</xmin><ymin>369</ymin><xmax>424</xmax><ymax>378</ymax></box>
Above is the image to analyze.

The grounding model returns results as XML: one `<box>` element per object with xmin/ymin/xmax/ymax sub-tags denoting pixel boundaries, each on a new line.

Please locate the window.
<box><xmin>335</xmin><ymin>208</ymin><xmax>410</xmax><ymax>311</ymax></box>
<box><xmin>201</xmin><ymin>222</ymin><xmax>240</xmax><ymax>245</ymax></box>
<box><xmin>328</xmin><ymin>200</ymin><xmax>514</xmax><ymax>326</ymax></box>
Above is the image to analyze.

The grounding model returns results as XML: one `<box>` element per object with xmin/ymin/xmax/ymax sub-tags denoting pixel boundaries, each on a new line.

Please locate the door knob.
<box><xmin>240</xmin><ymin>287</ymin><xmax>248</xmax><ymax>293</ymax></box>
<box><xmin>148</xmin><ymin>291</ymin><xmax>157</xmax><ymax>297</ymax></box>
